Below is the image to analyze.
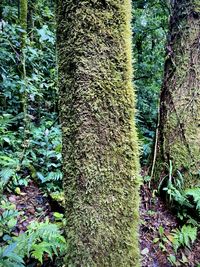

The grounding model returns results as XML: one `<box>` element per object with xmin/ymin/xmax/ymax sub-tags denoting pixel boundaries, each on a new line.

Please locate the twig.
<box><xmin>150</xmin><ymin>101</ymin><xmax>160</xmax><ymax>185</ymax></box>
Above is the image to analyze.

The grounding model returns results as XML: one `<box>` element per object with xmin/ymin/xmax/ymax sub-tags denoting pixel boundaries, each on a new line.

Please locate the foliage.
<box><xmin>0</xmin><ymin>195</ymin><xmax>66</xmax><ymax>265</ymax></box>
<box><xmin>153</xmin><ymin>225</ymin><xmax>170</xmax><ymax>252</ymax></box>
<box><xmin>184</xmin><ymin>188</ymin><xmax>200</xmax><ymax>213</ymax></box>
<box><xmin>171</xmin><ymin>224</ymin><xmax>197</xmax><ymax>252</ymax></box>
<box><xmin>132</xmin><ymin>0</ymin><xmax>169</xmax><ymax>163</ymax></box>
<box><xmin>159</xmin><ymin>161</ymin><xmax>200</xmax><ymax>222</ymax></box>
<box><xmin>0</xmin><ymin>1</ymin><xmax>61</xmax><ymax>194</ymax></box>
<box><xmin>11</xmin><ymin>220</ymin><xmax>66</xmax><ymax>263</ymax></box>
<box><xmin>0</xmin><ymin>118</ymin><xmax>62</xmax><ymax>192</ymax></box>
<box><xmin>0</xmin><ymin>1</ymin><xmax>65</xmax><ymax>266</ymax></box>
<box><xmin>0</xmin><ymin>243</ymin><xmax>25</xmax><ymax>267</ymax></box>
<box><xmin>0</xmin><ymin>1</ymin><xmax>56</xmax><ymax>115</ymax></box>
<box><xmin>26</xmin><ymin>121</ymin><xmax>62</xmax><ymax>190</ymax></box>
<box><xmin>0</xmin><ymin>210</ymin><xmax>19</xmax><ymax>235</ymax></box>
<box><xmin>0</xmin><ymin>220</ymin><xmax>66</xmax><ymax>265</ymax></box>
<box><xmin>0</xmin><ymin>196</ymin><xmax>19</xmax><ymax>239</ymax></box>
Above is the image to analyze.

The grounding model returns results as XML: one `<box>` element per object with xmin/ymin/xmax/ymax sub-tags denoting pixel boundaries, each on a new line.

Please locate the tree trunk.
<box><xmin>157</xmin><ymin>0</ymin><xmax>200</xmax><ymax>186</ymax></box>
<box><xmin>27</xmin><ymin>0</ymin><xmax>35</xmax><ymax>41</ymax></box>
<box><xmin>20</xmin><ymin>0</ymin><xmax>27</xmax><ymax>32</ymax></box>
<box><xmin>57</xmin><ymin>1</ymin><xmax>140</xmax><ymax>266</ymax></box>
<box><xmin>20</xmin><ymin>0</ymin><xmax>28</xmax><ymax>133</ymax></box>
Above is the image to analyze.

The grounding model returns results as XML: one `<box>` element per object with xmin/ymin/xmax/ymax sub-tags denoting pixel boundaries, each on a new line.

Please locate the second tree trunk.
<box><xmin>158</xmin><ymin>0</ymin><xmax>200</xmax><ymax>187</ymax></box>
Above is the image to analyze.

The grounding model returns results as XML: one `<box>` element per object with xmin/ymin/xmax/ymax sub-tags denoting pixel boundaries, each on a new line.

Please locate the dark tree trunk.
<box><xmin>157</xmin><ymin>0</ymin><xmax>200</xmax><ymax>186</ymax></box>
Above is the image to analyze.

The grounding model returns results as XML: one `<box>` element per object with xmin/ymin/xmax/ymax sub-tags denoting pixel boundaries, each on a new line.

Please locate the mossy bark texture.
<box><xmin>19</xmin><ymin>0</ymin><xmax>28</xmax><ymax>132</ymax></box>
<box><xmin>57</xmin><ymin>1</ymin><xmax>140</xmax><ymax>266</ymax></box>
<box><xmin>158</xmin><ymin>0</ymin><xmax>200</xmax><ymax>186</ymax></box>
<box><xmin>20</xmin><ymin>0</ymin><xmax>27</xmax><ymax>39</ymax></box>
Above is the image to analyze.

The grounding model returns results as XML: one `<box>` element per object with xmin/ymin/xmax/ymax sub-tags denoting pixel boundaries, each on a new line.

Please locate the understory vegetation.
<box><xmin>0</xmin><ymin>1</ymin><xmax>64</xmax><ymax>266</ymax></box>
<box><xmin>0</xmin><ymin>0</ymin><xmax>199</xmax><ymax>266</ymax></box>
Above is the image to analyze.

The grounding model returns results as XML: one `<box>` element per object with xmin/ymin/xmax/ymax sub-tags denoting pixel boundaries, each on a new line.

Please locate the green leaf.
<box><xmin>184</xmin><ymin>188</ymin><xmax>200</xmax><ymax>211</ymax></box>
<box><xmin>53</xmin><ymin>212</ymin><xmax>63</xmax><ymax>219</ymax></box>
<box><xmin>0</xmin><ymin>168</ymin><xmax>15</xmax><ymax>184</ymax></box>
<box><xmin>2</xmin><ymin>243</ymin><xmax>17</xmax><ymax>257</ymax></box>
<box><xmin>172</xmin><ymin>224</ymin><xmax>197</xmax><ymax>251</ymax></box>
<box><xmin>37</xmin><ymin>172</ymin><xmax>45</xmax><ymax>183</ymax></box>
<box><xmin>153</xmin><ymin>237</ymin><xmax>159</xmax><ymax>243</ymax></box>
<box><xmin>31</xmin><ymin>247</ymin><xmax>44</xmax><ymax>263</ymax></box>
<box><xmin>168</xmin><ymin>254</ymin><xmax>177</xmax><ymax>265</ymax></box>
<box><xmin>31</xmin><ymin>242</ymin><xmax>52</xmax><ymax>263</ymax></box>
<box><xmin>158</xmin><ymin>226</ymin><xmax>164</xmax><ymax>237</ymax></box>
<box><xmin>7</xmin><ymin>218</ymin><xmax>17</xmax><ymax>228</ymax></box>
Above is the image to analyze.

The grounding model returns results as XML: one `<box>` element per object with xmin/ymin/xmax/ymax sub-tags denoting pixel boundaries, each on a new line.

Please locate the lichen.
<box><xmin>57</xmin><ymin>0</ymin><xmax>140</xmax><ymax>266</ymax></box>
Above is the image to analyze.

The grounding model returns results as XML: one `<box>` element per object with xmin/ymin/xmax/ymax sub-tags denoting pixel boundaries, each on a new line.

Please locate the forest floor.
<box><xmin>2</xmin><ymin>181</ymin><xmax>200</xmax><ymax>267</ymax></box>
<box><xmin>140</xmin><ymin>184</ymin><xmax>200</xmax><ymax>267</ymax></box>
<box><xmin>5</xmin><ymin>182</ymin><xmax>54</xmax><ymax>235</ymax></box>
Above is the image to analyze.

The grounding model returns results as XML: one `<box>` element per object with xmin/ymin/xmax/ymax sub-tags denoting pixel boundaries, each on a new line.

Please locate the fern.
<box><xmin>11</xmin><ymin>220</ymin><xmax>66</xmax><ymax>262</ymax></box>
<box><xmin>0</xmin><ymin>168</ymin><xmax>15</xmax><ymax>186</ymax></box>
<box><xmin>0</xmin><ymin>243</ymin><xmax>24</xmax><ymax>267</ymax></box>
<box><xmin>0</xmin><ymin>155</ymin><xmax>19</xmax><ymax>190</ymax></box>
<box><xmin>0</xmin><ymin>210</ymin><xmax>19</xmax><ymax>233</ymax></box>
<box><xmin>0</xmin><ymin>114</ymin><xmax>15</xmax><ymax>130</ymax></box>
<box><xmin>171</xmin><ymin>224</ymin><xmax>197</xmax><ymax>252</ymax></box>
<box><xmin>46</xmin><ymin>170</ymin><xmax>63</xmax><ymax>181</ymax></box>
<box><xmin>31</xmin><ymin>242</ymin><xmax>53</xmax><ymax>263</ymax></box>
<box><xmin>184</xmin><ymin>188</ymin><xmax>200</xmax><ymax>212</ymax></box>
<box><xmin>37</xmin><ymin>170</ymin><xmax>63</xmax><ymax>183</ymax></box>
<box><xmin>161</xmin><ymin>167</ymin><xmax>200</xmax><ymax>220</ymax></box>
<box><xmin>0</xmin><ymin>156</ymin><xmax>19</xmax><ymax>167</ymax></box>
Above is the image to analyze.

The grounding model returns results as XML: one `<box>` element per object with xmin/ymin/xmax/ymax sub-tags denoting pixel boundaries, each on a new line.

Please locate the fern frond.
<box><xmin>45</xmin><ymin>170</ymin><xmax>63</xmax><ymax>182</ymax></box>
<box><xmin>0</xmin><ymin>243</ymin><xmax>24</xmax><ymax>267</ymax></box>
<box><xmin>172</xmin><ymin>224</ymin><xmax>197</xmax><ymax>252</ymax></box>
<box><xmin>31</xmin><ymin>242</ymin><xmax>53</xmax><ymax>263</ymax></box>
<box><xmin>0</xmin><ymin>168</ymin><xmax>15</xmax><ymax>185</ymax></box>
<box><xmin>184</xmin><ymin>188</ymin><xmax>200</xmax><ymax>211</ymax></box>
<box><xmin>12</xmin><ymin>220</ymin><xmax>66</xmax><ymax>261</ymax></box>
<box><xmin>0</xmin><ymin>156</ymin><xmax>19</xmax><ymax>167</ymax></box>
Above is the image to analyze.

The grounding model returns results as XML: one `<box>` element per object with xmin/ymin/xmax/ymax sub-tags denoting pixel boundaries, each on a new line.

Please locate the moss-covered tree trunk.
<box><xmin>20</xmin><ymin>0</ymin><xmax>27</xmax><ymax>33</ymax></box>
<box><xmin>19</xmin><ymin>0</ymin><xmax>28</xmax><ymax>133</ymax></box>
<box><xmin>157</xmin><ymin>0</ymin><xmax>200</xmax><ymax>187</ymax></box>
<box><xmin>57</xmin><ymin>1</ymin><xmax>140</xmax><ymax>266</ymax></box>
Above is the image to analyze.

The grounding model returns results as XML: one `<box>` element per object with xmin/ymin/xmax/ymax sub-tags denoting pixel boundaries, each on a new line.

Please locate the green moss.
<box><xmin>57</xmin><ymin>0</ymin><xmax>140</xmax><ymax>266</ymax></box>
<box><xmin>194</xmin><ymin>0</ymin><xmax>200</xmax><ymax>12</ymax></box>
<box><xmin>20</xmin><ymin>0</ymin><xmax>27</xmax><ymax>32</ymax></box>
<box><xmin>19</xmin><ymin>0</ymin><xmax>28</xmax><ymax>131</ymax></box>
<box><xmin>157</xmin><ymin>0</ymin><xmax>200</xmax><ymax>187</ymax></box>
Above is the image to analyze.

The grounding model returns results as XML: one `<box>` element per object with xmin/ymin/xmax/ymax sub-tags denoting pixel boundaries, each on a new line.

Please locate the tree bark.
<box><xmin>20</xmin><ymin>0</ymin><xmax>27</xmax><ymax>33</ymax></box>
<box><xmin>20</xmin><ymin>0</ymin><xmax>28</xmax><ymax>132</ymax></box>
<box><xmin>57</xmin><ymin>1</ymin><xmax>140</xmax><ymax>266</ymax></box>
<box><xmin>158</xmin><ymin>0</ymin><xmax>200</xmax><ymax>186</ymax></box>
